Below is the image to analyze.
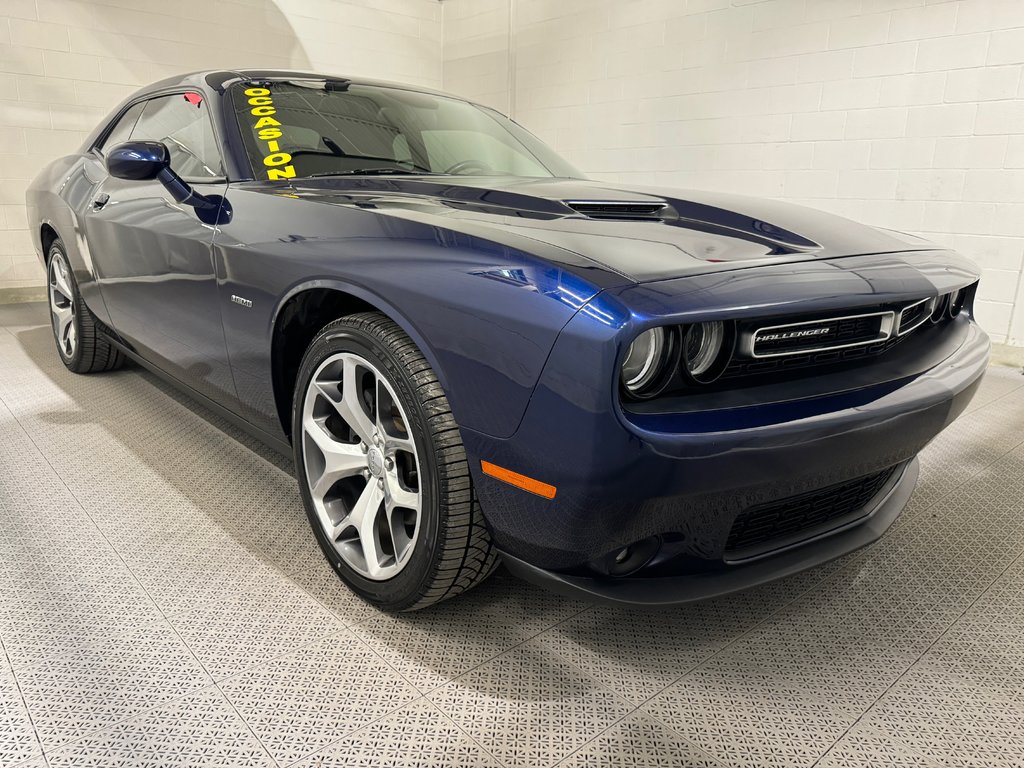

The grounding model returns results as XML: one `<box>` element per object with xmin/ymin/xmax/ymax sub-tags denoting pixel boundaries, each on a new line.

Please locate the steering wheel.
<box><xmin>444</xmin><ymin>159</ymin><xmax>493</xmax><ymax>175</ymax></box>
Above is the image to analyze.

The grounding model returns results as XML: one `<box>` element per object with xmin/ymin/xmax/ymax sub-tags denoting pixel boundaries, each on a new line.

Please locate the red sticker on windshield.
<box><xmin>184</xmin><ymin>92</ymin><xmax>203</xmax><ymax>107</ymax></box>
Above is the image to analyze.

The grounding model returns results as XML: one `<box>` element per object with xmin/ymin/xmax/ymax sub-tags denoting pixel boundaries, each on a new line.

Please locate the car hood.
<box><xmin>279</xmin><ymin>175</ymin><xmax>939</xmax><ymax>284</ymax></box>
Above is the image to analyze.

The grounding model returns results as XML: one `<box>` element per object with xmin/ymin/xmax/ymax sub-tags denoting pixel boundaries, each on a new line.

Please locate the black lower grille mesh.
<box><xmin>725</xmin><ymin>467</ymin><xmax>898</xmax><ymax>556</ymax></box>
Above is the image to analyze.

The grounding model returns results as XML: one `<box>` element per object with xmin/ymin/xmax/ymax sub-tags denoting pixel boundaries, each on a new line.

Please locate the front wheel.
<box><xmin>293</xmin><ymin>312</ymin><xmax>499</xmax><ymax>611</ymax></box>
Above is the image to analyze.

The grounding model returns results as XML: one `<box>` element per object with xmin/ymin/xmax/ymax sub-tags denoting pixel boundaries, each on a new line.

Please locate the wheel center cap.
<box><xmin>367</xmin><ymin>446</ymin><xmax>385</xmax><ymax>478</ymax></box>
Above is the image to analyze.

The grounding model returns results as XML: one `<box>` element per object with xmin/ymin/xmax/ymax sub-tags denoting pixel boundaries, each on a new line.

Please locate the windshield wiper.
<box><xmin>305</xmin><ymin>168</ymin><xmax>438</xmax><ymax>178</ymax></box>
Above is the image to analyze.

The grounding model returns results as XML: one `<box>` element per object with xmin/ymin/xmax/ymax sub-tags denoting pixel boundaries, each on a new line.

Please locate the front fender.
<box><xmin>270</xmin><ymin>275</ymin><xmax>456</xmax><ymax>396</ymax></box>
<box><xmin>214</xmin><ymin>188</ymin><xmax>612</xmax><ymax>439</ymax></box>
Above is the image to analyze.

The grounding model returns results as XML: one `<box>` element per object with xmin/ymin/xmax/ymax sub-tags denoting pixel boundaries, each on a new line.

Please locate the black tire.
<box><xmin>293</xmin><ymin>312</ymin><xmax>499</xmax><ymax>611</ymax></box>
<box><xmin>46</xmin><ymin>238</ymin><xmax>124</xmax><ymax>374</ymax></box>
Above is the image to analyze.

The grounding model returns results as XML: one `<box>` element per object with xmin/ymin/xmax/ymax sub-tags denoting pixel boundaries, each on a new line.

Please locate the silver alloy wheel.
<box><xmin>301</xmin><ymin>351</ymin><xmax>422</xmax><ymax>580</ymax></box>
<box><xmin>48</xmin><ymin>251</ymin><xmax>77</xmax><ymax>358</ymax></box>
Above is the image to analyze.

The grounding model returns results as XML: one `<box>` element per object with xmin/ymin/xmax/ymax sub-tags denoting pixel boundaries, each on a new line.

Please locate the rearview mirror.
<box><xmin>105</xmin><ymin>141</ymin><xmax>225</xmax><ymax>221</ymax></box>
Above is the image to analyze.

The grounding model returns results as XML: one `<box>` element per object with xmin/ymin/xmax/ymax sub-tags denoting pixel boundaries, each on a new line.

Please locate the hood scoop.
<box><xmin>566</xmin><ymin>200</ymin><xmax>671</xmax><ymax>221</ymax></box>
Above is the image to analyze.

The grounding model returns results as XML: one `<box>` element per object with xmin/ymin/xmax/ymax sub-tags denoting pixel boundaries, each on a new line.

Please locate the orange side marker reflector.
<box><xmin>480</xmin><ymin>460</ymin><xmax>557</xmax><ymax>500</ymax></box>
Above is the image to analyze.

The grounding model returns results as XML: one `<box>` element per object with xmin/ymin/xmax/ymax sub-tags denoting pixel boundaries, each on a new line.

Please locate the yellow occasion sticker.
<box><xmin>244</xmin><ymin>87</ymin><xmax>296</xmax><ymax>181</ymax></box>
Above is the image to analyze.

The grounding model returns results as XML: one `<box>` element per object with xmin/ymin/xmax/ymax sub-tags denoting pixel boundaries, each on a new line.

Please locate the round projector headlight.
<box><xmin>621</xmin><ymin>327</ymin><xmax>666</xmax><ymax>395</ymax></box>
<box><xmin>683</xmin><ymin>321</ymin><xmax>725</xmax><ymax>380</ymax></box>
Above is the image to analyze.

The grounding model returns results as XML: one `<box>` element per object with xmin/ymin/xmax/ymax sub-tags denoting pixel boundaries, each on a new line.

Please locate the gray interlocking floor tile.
<box><xmin>167</xmin><ymin>590</ymin><xmax>348</xmax><ymax>681</ymax></box>
<box><xmin>428</xmin><ymin>641</ymin><xmax>631</xmax><ymax>767</ymax></box>
<box><xmin>643</xmin><ymin>656</ymin><xmax>864</xmax><ymax>768</ymax></box>
<box><xmin>44</xmin><ymin>686</ymin><xmax>275</xmax><ymax>767</ymax></box>
<box><xmin>531</xmin><ymin>574</ymin><xmax>818</xmax><ymax>707</ymax></box>
<box><xmin>288</xmin><ymin>697</ymin><xmax>501</xmax><ymax>767</ymax></box>
<box><xmin>9</xmin><ymin>759</ymin><xmax>47</xmax><ymax>768</ymax></box>
<box><xmin>816</xmin><ymin>725</ymin><xmax>940</xmax><ymax>767</ymax></box>
<box><xmin>0</xmin><ymin>653</ymin><xmax>41</xmax><ymax>767</ymax></box>
<box><xmin>218</xmin><ymin>633</ymin><xmax>419</xmax><ymax>765</ymax></box>
<box><xmin>12</xmin><ymin>622</ymin><xmax>212</xmax><ymax>749</ymax></box>
<box><xmin>559</xmin><ymin>712</ymin><xmax>727</xmax><ymax>768</ymax></box>
<box><xmin>0</xmin><ymin>324</ymin><xmax>310</xmax><ymax>576</ymax></box>
<box><xmin>351</xmin><ymin>571</ymin><xmax>585</xmax><ymax>694</ymax></box>
<box><xmin>287</xmin><ymin>562</ymin><xmax>387</xmax><ymax>627</ymax></box>
<box><xmin>4</xmin><ymin>304</ymin><xmax>1024</xmax><ymax>768</ymax></box>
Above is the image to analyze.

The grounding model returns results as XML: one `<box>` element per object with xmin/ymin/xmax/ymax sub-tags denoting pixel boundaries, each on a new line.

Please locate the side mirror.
<box><xmin>105</xmin><ymin>140</ymin><xmax>221</xmax><ymax>217</ymax></box>
<box><xmin>106</xmin><ymin>140</ymin><xmax>169</xmax><ymax>181</ymax></box>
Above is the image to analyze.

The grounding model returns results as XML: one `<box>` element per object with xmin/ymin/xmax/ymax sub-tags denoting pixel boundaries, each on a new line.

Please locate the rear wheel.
<box><xmin>47</xmin><ymin>239</ymin><xmax>124</xmax><ymax>374</ymax></box>
<box><xmin>293</xmin><ymin>312</ymin><xmax>499</xmax><ymax>611</ymax></box>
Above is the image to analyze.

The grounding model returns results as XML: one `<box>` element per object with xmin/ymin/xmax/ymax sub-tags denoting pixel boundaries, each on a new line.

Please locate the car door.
<box><xmin>82</xmin><ymin>91</ymin><xmax>237</xmax><ymax>406</ymax></box>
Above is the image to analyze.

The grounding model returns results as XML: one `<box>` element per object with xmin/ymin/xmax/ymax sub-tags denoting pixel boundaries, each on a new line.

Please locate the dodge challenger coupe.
<box><xmin>26</xmin><ymin>69</ymin><xmax>988</xmax><ymax>611</ymax></box>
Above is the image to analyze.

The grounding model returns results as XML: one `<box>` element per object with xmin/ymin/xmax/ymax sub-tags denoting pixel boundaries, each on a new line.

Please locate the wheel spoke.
<box><xmin>377</xmin><ymin>379</ymin><xmax>415</xmax><ymax>456</ymax></box>
<box><xmin>55</xmin><ymin>305</ymin><xmax>73</xmax><ymax>347</ymax></box>
<box><xmin>336</xmin><ymin>358</ymin><xmax>376</xmax><ymax>444</ymax></box>
<box><xmin>348</xmin><ymin>480</ymin><xmax>389</xmax><ymax>578</ymax></box>
<box><xmin>385</xmin><ymin>474</ymin><xmax>419</xmax><ymax>512</ymax></box>
<box><xmin>303</xmin><ymin>417</ymin><xmax>367</xmax><ymax>499</ymax></box>
<box><xmin>384</xmin><ymin>434</ymin><xmax>415</xmax><ymax>457</ymax></box>
<box><xmin>65</xmin><ymin>319</ymin><xmax>77</xmax><ymax>355</ymax></box>
<box><xmin>52</xmin><ymin>262</ymin><xmax>73</xmax><ymax>301</ymax></box>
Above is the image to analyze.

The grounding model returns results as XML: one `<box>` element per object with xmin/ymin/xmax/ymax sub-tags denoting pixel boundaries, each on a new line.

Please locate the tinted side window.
<box><xmin>98</xmin><ymin>102</ymin><xmax>145</xmax><ymax>153</ymax></box>
<box><xmin>131</xmin><ymin>93</ymin><xmax>224</xmax><ymax>180</ymax></box>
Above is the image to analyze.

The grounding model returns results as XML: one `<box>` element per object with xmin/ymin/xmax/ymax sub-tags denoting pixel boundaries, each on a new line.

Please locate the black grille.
<box><xmin>898</xmin><ymin>300</ymin><xmax>931</xmax><ymax>335</ymax></box>
<box><xmin>753</xmin><ymin>313</ymin><xmax>884</xmax><ymax>357</ymax></box>
<box><xmin>723</xmin><ymin>333</ymin><xmax>906</xmax><ymax>380</ymax></box>
<box><xmin>566</xmin><ymin>201</ymin><xmax>667</xmax><ymax>220</ymax></box>
<box><xmin>725</xmin><ymin>466</ymin><xmax>898</xmax><ymax>557</ymax></box>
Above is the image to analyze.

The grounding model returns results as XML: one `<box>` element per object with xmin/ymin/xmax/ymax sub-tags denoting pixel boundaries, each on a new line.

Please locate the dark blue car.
<box><xmin>26</xmin><ymin>69</ymin><xmax>989</xmax><ymax>611</ymax></box>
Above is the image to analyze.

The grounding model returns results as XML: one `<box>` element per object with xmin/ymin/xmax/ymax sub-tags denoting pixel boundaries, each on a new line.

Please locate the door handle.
<box><xmin>91</xmin><ymin>193</ymin><xmax>110</xmax><ymax>210</ymax></box>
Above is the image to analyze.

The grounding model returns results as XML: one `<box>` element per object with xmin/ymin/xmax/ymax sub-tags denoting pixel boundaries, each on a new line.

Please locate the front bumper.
<box><xmin>462</xmin><ymin>309</ymin><xmax>988</xmax><ymax>603</ymax></box>
<box><xmin>501</xmin><ymin>458</ymin><xmax>917</xmax><ymax>605</ymax></box>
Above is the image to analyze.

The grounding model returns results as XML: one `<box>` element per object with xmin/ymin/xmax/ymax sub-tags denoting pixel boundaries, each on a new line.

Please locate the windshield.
<box><xmin>230</xmin><ymin>79</ymin><xmax>583</xmax><ymax>181</ymax></box>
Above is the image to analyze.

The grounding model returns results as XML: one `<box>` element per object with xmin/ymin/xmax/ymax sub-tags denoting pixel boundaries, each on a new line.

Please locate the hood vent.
<box><xmin>566</xmin><ymin>200</ymin><xmax>669</xmax><ymax>220</ymax></box>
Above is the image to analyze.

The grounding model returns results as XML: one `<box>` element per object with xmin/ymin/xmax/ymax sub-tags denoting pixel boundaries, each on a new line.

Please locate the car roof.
<box><xmin>140</xmin><ymin>69</ymin><xmax>465</xmax><ymax>103</ymax></box>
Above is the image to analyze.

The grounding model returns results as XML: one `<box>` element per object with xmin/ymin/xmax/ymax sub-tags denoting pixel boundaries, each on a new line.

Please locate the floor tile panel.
<box><xmin>43</xmin><ymin>686</ymin><xmax>275</xmax><ymax>768</ymax></box>
<box><xmin>218</xmin><ymin>634</ymin><xmax>419</xmax><ymax>765</ymax></box>
<box><xmin>167</xmin><ymin>590</ymin><xmax>350</xmax><ymax>681</ymax></box>
<box><xmin>531</xmin><ymin>572</ymin><xmax>820</xmax><ymax>707</ymax></box>
<box><xmin>428</xmin><ymin>640</ymin><xmax>632</xmax><ymax>767</ymax></box>
<box><xmin>13</xmin><ymin>630</ymin><xmax>212</xmax><ymax>749</ymax></box>
<box><xmin>816</xmin><ymin>725</ymin><xmax>940</xmax><ymax>767</ymax></box>
<box><xmin>0</xmin><ymin>651</ymin><xmax>42</xmax><ymax>767</ymax></box>
<box><xmin>961</xmin><ymin>366</ymin><xmax>1024</xmax><ymax>413</ymax></box>
<box><xmin>558</xmin><ymin>712</ymin><xmax>728</xmax><ymax>768</ymax></box>
<box><xmin>288</xmin><ymin>697</ymin><xmax>501</xmax><ymax>768</ymax></box>
<box><xmin>3</xmin><ymin>303</ymin><xmax>1024</xmax><ymax>767</ymax></box>
<box><xmin>287</xmin><ymin>561</ymin><xmax>392</xmax><ymax>627</ymax></box>
<box><xmin>0</xmin><ymin>325</ymin><xmax>310</xmax><ymax>575</ymax></box>
<box><xmin>350</xmin><ymin>571</ymin><xmax>587</xmax><ymax>694</ymax></box>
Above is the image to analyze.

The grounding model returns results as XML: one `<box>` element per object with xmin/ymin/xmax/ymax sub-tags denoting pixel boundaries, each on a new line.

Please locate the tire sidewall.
<box><xmin>293</xmin><ymin>321</ymin><xmax>444</xmax><ymax>610</ymax></box>
<box><xmin>47</xmin><ymin>240</ymin><xmax>84</xmax><ymax>370</ymax></box>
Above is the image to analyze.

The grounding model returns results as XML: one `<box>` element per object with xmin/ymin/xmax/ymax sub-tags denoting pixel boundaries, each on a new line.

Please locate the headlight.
<box><xmin>683</xmin><ymin>321</ymin><xmax>727</xmax><ymax>382</ymax></box>
<box><xmin>948</xmin><ymin>288</ymin><xmax>966</xmax><ymax>318</ymax></box>
<box><xmin>930</xmin><ymin>293</ymin><xmax>948</xmax><ymax>323</ymax></box>
<box><xmin>621</xmin><ymin>327</ymin><xmax>667</xmax><ymax>396</ymax></box>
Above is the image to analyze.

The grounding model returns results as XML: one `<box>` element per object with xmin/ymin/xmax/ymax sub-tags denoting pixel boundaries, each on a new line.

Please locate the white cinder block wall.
<box><xmin>6</xmin><ymin>0</ymin><xmax>1024</xmax><ymax>345</ymax></box>
<box><xmin>443</xmin><ymin>0</ymin><xmax>1024</xmax><ymax>346</ymax></box>
<box><xmin>0</xmin><ymin>0</ymin><xmax>442</xmax><ymax>293</ymax></box>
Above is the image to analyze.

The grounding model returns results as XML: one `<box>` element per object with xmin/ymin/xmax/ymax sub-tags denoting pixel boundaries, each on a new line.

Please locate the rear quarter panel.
<box><xmin>26</xmin><ymin>154</ymin><xmax>115</xmax><ymax>325</ymax></box>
